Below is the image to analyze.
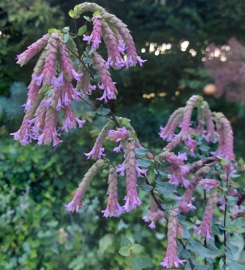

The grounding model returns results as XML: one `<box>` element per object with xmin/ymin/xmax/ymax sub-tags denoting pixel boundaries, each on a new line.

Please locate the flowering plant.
<box><xmin>12</xmin><ymin>2</ymin><xmax>245</xmax><ymax>270</ymax></box>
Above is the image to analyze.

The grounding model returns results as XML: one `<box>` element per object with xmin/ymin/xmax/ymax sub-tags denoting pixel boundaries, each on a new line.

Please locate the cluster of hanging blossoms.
<box><xmin>11</xmin><ymin>2</ymin><xmax>146</xmax><ymax>146</ymax></box>
<box><xmin>12</xmin><ymin>2</ymin><xmax>245</xmax><ymax>270</ymax></box>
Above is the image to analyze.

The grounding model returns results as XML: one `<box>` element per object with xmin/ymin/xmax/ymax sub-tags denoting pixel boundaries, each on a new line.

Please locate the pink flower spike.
<box><xmin>33</xmin><ymin>73</ymin><xmax>44</xmax><ymax>86</ymax></box>
<box><xmin>136</xmin><ymin>56</ymin><xmax>147</xmax><ymax>67</ymax></box>
<box><xmin>72</xmin><ymin>69</ymin><xmax>83</xmax><ymax>81</ymax></box>
<box><xmin>75</xmin><ymin>118</ymin><xmax>86</xmax><ymax>128</ymax></box>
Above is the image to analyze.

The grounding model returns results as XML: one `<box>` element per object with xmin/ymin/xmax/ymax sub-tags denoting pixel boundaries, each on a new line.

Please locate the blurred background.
<box><xmin>1</xmin><ymin>0</ymin><xmax>245</xmax><ymax>269</ymax></box>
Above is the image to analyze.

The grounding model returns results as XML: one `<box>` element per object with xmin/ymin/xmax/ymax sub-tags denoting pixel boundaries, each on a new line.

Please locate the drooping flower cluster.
<box><xmin>11</xmin><ymin>32</ymin><xmax>85</xmax><ymax>146</ymax></box>
<box><xmin>12</xmin><ymin>2</ymin><xmax>146</xmax><ymax>146</ymax></box>
<box><xmin>193</xmin><ymin>190</ymin><xmax>219</xmax><ymax>241</ymax></box>
<box><xmin>102</xmin><ymin>167</ymin><xmax>122</xmax><ymax>217</ymax></box>
<box><xmin>161</xmin><ymin>210</ymin><xmax>186</xmax><ymax>268</ymax></box>
<box><xmin>65</xmin><ymin>159</ymin><xmax>107</xmax><ymax>212</ymax></box>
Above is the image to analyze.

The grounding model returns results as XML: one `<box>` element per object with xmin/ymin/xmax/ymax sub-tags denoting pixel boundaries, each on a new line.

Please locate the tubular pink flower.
<box><xmin>92</xmin><ymin>52</ymin><xmax>117</xmax><ymax>102</ymax></box>
<box><xmin>65</xmin><ymin>159</ymin><xmax>106</xmax><ymax>212</ymax></box>
<box><xmin>193</xmin><ymin>190</ymin><xmax>218</xmax><ymax>241</ymax></box>
<box><xmin>161</xmin><ymin>210</ymin><xmax>186</xmax><ymax>268</ymax></box>
<box><xmin>123</xmin><ymin>138</ymin><xmax>142</xmax><ymax>212</ymax></box>
<box><xmin>102</xmin><ymin>167</ymin><xmax>122</xmax><ymax>217</ymax></box>
<box><xmin>16</xmin><ymin>34</ymin><xmax>49</xmax><ymax>66</ymax></box>
<box><xmin>85</xmin><ymin>121</ymin><xmax>115</xmax><ymax>159</ymax></box>
<box><xmin>115</xmin><ymin>162</ymin><xmax>125</xmax><ymax>176</ymax></box>
<box><xmin>199</xmin><ymin>179</ymin><xmax>220</xmax><ymax>191</ymax></box>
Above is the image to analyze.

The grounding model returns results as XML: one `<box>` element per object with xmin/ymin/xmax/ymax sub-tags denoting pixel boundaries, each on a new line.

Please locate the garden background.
<box><xmin>1</xmin><ymin>0</ymin><xmax>245</xmax><ymax>269</ymax></box>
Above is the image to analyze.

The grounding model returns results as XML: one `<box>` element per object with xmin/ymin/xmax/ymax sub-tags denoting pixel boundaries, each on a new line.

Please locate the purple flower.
<box><xmin>75</xmin><ymin>118</ymin><xmax>86</xmax><ymax>128</ymax></box>
<box><xmin>37</xmin><ymin>133</ymin><xmax>44</xmax><ymax>145</ymax></box>
<box><xmin>10</xmin><ymin>130</ymin><xmax>21</xmax><ymax>141</ymax></box>
<box><xmin>136</xmin><ymin>56</ymin><xmax>147</xmax><ymax>67</ymax></box>
<box><xmin>33</xmin><ymin>73</ymin><xmax>44</xmax><ymax>86</ymax></box>
<box><xmin>63</xmin><ymin>92</ymin><xmax>71</xmax><ymax>106</ymax></box>
<box><xmin>84</xmin><ymin>149</ymin><xmax>96</xmax><ymax>159</ymax></box>
<box><xmin>135</xmin><ymin>166</ymin><xmax>148</xmax><ymax>177</ymax></box>
<box><xmin>22</xmin><ymin>99</ymin><xmax>32</xmax><ymax>112</ymax></box>
<box><xmin>56</xmin><ymin>98</ymin><xmax>64</xmax><ymax>111</ymax></box>
<box><xmin>113</xmin><ymin>144</ymin><xmax>122</xmax><ymax>153</ymax></box>
<box><xmin>83</xmin><ymin>34</ymin><xmax>93</xmax><ymax>44</ymax></box>
<box><xmin>72</xmin><ymin>69</ymin><xmax>83</xmax><ymax>81</ymax></box>
<box><xmin>118</xmin><ymin>40</ymin><xmax>127</xmax><ymax>55</ymax></box>
<box><xmin>125</xmin><ymin>56</ymin><xmax>134</xmax><ymax>69</ymax></box>
<box><xmin>51</xmin><ymin>73</ymin><xmax>64</xmax><ymax>90</ymax></box>
<box><xmin>115</xmin><ymin>162</ymin><xmax>126</xmax><ymax>176</ymax></box>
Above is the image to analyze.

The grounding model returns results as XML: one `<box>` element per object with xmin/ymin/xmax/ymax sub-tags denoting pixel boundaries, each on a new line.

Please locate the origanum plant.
<box><xmin>12</xmin><ymin>2</ymin><xmax>245</xmax><ymax>270</ymax></box>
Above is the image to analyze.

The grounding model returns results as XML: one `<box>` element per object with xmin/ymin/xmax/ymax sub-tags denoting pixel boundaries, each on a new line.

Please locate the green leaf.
<box><xmin>62</xmin><ymin>26</ymin><xmax>70</xmax><ymax>33</ymax></box>
<box><xmin>68</xmin><ymin>10</ymin><xmax>76</xmax><ymax>18</ymax></box>
<box><xmin>141</xmin><ymin>184</ymin><xmax>153</xmax><ymax>192</ymax></box>
<box><xmin>63</xmin><ymin>33</ymin><xmax>69</xmax><ymax>43</ymax></box>
<box><xmin>229</xmin><ymin>173</ymin><xmax>240</xmax><ymax>179</ymax></box>
<box><xmin>159</xmin><ymin>170</ymin><xmax>168</xmax><ymax>176</ymax></box>
<box><xmin>83</xmin><ymin>57</ymin><xmax>93</xmax><ymax>64</ymax></box>
<box><xmin>93</xmin><ymin>10</ymin><xmax>101</xmax><ymax>16</ymax></box>
<box><xmin>48</xmin><ymin>28</ymin><xmax>58</xmax><ymax>34</ymax></box>
<box><xmin>196</xmin><ymin>266</ymin><xmax>209</xmax><ymax>270</ymax></box>
<box><xmin>100</xmin><ymin>108</ymin><xmax>110</xmax><ymax>116</ymax></box>
<box><xmin>180</xmin><ymin>249</ymin><xmax>191</xmax><ymax>259</ymax></box>
<box><xmin>227</xmin><ymin>242</ymin><xmax>239</xmax><ymax>254</ymax></box>
<box><xmin>118</xmin><ymin>246</ymin><xmax>130</xmax><ymax>256</ymax></box>
<box><xmin>199</xmin><ymin>119</ymin><xmax>206</xmax><ymax>125</ymax></box>
<box><xmin>129</xmin><ymin>256</ymin><xmax>142</xmax><ymax>270</ymax></box>
<box><xmin>120</xmin><ymin>235</ymin><xmax>132</xmax><ymax>247</ymax></box>
<box><xmin>199</xmin><ymin>144</ymin><xmax>210</xmax><ymax>152</ymax></box>
<box><xmin>186</xmin><ymin>240</ymin><xmax>213</xmax><ymax>258</ymax></box>
<box><xmin>230</xmin><ymin>262</ymin><xmax>245</xmax><ymax>270</ymax></box>
<box><xmin>135</xmin><ymin>148</ymin><xmax>149</xmax><ymax>156</ymax></box>
<box><xmin>141</xmin><ymin>256</ymin><xmax>152</xmax><ymax>268</ymax></box>
<box><xmin>137</xmin><ymin>158</ymin><xmax>152</xmax><ymax>168</ymax></box>
<box><xmin>156</xmin><ymin>183</ymin><xmax>175</xmax><ymax>194</ymax></box>
<box><xmin>185</xmin><ymin>263</ymin><xmax>192</xmax><ymax>270</ymax></box>
<box><xmin>131</xmin><ymin>244</ymin><xmax>143</xmax><ymax>254</ymax></box>
<box><xmin>83</xmin><ymin>16</ymin><xmax>91</xmax><ymax>21</ymax></box>
<box><xmin>77</xmin><ymin>25</ymin><xmax>87</xmax><ymax>36</ymax></box>
<box><xmin>226</xmin><ymin>195</ymin><xmax>238</xmax><ymax>206</ymax></box>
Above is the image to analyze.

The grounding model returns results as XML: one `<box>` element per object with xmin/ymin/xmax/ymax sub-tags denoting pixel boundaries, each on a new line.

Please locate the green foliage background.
<box><xmin>1</xmin><ymin>0</ymin><xmax>245</xmax><ymax>269</ymax></box>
